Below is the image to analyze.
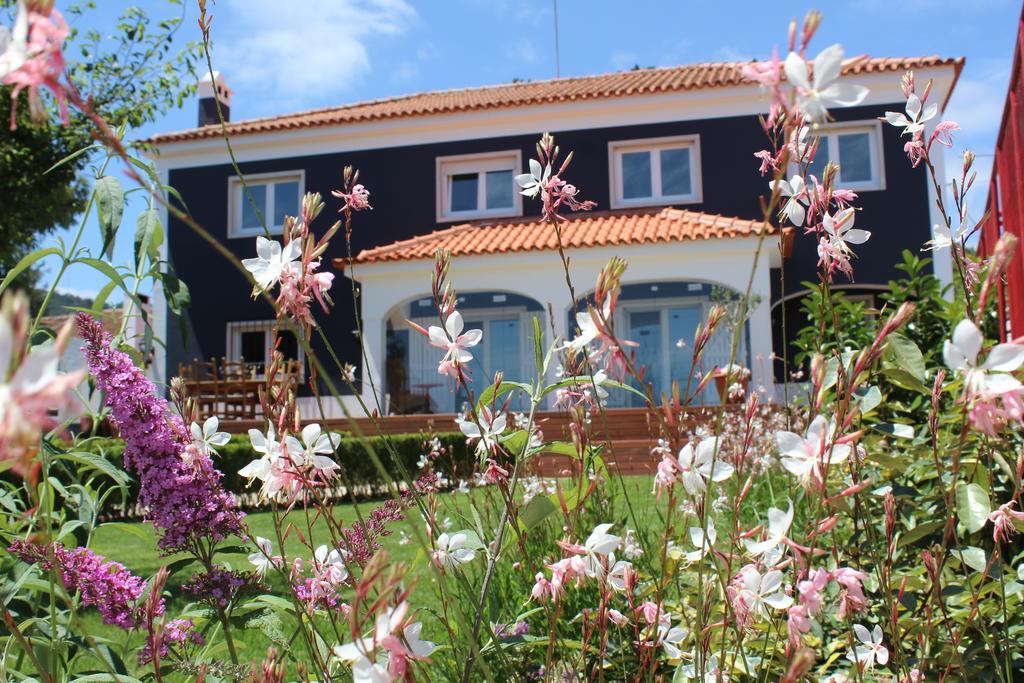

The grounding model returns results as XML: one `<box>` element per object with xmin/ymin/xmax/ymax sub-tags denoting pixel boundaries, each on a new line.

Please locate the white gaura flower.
<box><xmin>923</xmin><ymin>221</ymin><xmax>966</xmax><ymax>252</ymax></box>
<box><xmin>745</xmin><ymin>500</ymin><xmax>794</xmax><ymax>557</ymax></box>
<box><xmin>685</xmin><ymin>518</ymin><xmax>717</xmax><ymax>564</ymax></box>
<box><xmin>822</xmin><ymin>208</ymin><xmax>871</xmax><ymax>253</ymax></box>
<box><xmin>515</xmin><ymin>158</ymin><xmax>550</xmax><ymax>199</ymax></box>
<box><xmin>455</xmin><ymin>407</ymin><xmax>507</xmax><ymax>455</ymax></box>
<box><xmin>943</xmin><ymin>319</ymin><xmax>1024</xmax><ymax>397</ymax></box>
<box><xmin>769</xmin><ymin>175</ymin><xmax>809</xmax><ymax>227</ymax></box>
<box><xmin>681</xmin><ymin>653</ymin><xmax>720</xmax><ymax>681</ymax></box>
<box><xmin>885</xmin><ymin>92</ymin><xmax>937</xmax><ymax>136</ymax></box>
<box><xmin>784</xmin><ymin>44</ymin><xmax>869</xmax><ymax>122</ymax></box>
<box><xmin>314</xmin><ymin>545</ymin><xmax>349</xmax><ymax>584</ymax></box>
<box><xmin>737</xmin><ymin>568</ymin><xmax>793</xmax><ymax>616</ymax></box>
<box><xmin>775</xmin><ymin>415</ymin><xmax>850</xmax><ymax>483</ymax></box>
<box><xmin>401</xmin><ymin>621</ymin><xmax>436</xmax><ymax>658</ymax></box>
<box><xmin>238</xmin><ymin>424</ymin><xmax>284</xmax><ymax>483</ymax></box>
<box><xmin>0</xmin><ymin>1</ymin><xmax>29</xmax><ymax>78</ymax></box>
<box><xmin>432</xmin><ymin>531</ymin><xmax>477</xmax><ymax>569</ymax></box>
<box><xmin>248</xmin><ymin>536</ymin><xmax>277</xmax><ymax>578</ymax></box>
<box><xmin>428</xmin><ymin>311</ymin><xmax>482</xmax><ymax>366</ymax></box>
<box><xmin>659</xmin><ymin>620</ymin><xmax>689</xmax><ymax>659</ymax></box>
<box><xmin>676</xmin><ymin>437</ymin><xmax>734</xmax><ymax>496</ymax></box>
<box><xmin>285</xmin><ymin>423</ymin><xmax>341</xmax><ymax>473</ymax></box>
<box><xmin>846</xmin><ymin>624</ymin><xmax>888</xmax><ymax>667</ymax></box>
<box><xmin>242</xmin><ymin>236</ymin><xmax>302</xmax><ymax>291</ymax></box>
<box><xmin>566</xmin><ymin>300</ymin><xmax>611</xmax><ymax>353</ymax></box>
<box><xmin>607</xmin><ymin>557</ymin><xmax>632</xmax><ymax>591</ymax></box>
<box><xmin>585</xmin><ymin>523</ymin><xmax>621</xmax><ymax>556</ymax></box>
<box><xmin>190</xmin><ymin>416</ymin><xmax>231</xmax><ymax>457</ymax></box>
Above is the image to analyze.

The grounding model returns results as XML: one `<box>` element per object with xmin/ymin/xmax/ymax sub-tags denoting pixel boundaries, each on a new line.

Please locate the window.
<box><xmin>801</xmin><ymin>122</ymin><xmax>885</xmax><ymax>191</ymax></box>
<box><xmin>610</xmin><ymin>135</ymin><xmax>702</xmax><ymax>208</ymax></box>
<box><xmin>228</xmin><ymin>171</ymin><xmax>304</xmax><ymax>238</ymax></box>
<box><xmin>436</xmin><ymin>152</ymin><xmax>522</xmax><ymax>221</ymax></box>
<box><xmin>226</xmin><ymin>321</ymin><xmax>304</xmax><ymax>378</ymax></box>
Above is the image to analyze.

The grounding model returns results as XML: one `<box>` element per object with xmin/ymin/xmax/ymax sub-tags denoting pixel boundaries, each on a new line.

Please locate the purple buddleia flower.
<box><xmin>11</xmin><ymin>539</ymin><xmax>157</xmax><ymax>629</ymax></box>
<box><xmin>75</xmin><ymin>313</ymin><xmax>244</xmax><ymax>551</ymax></box>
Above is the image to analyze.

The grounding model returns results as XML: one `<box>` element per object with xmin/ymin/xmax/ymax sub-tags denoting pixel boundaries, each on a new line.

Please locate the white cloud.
<box><xmin>215</xmin><ymin>0</ymin><xmax>416</xmax><ymax>108</ymax></box>
<box><xmin>715</xmin><ymin>45</ymin><xmax>753</xmax><ymax>62</ymax></box>
<box><xmin>507</xmin><ymin>40</ymin><xmax>541</xmax><ymax>65</ymax></box>
<box><xmin>610</xmin><ymin>49</ymin><xmax>639</xmax><ymax>71</ymax></box>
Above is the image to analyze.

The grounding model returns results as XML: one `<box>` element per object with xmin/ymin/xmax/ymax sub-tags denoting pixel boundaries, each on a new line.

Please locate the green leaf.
<box><xmin>956</xmin><ymin>546</ymin><xmax>988</xmax><ymax>572</ymax></box>
<box><xmin>0</xmin><ymin>247</ymin><xmax>61</xmax><ymax>296</ymax></box>
<box><xmin>956</xmin><ymin>482</ymin><xmax>990</xmax><ymax>534</ymax></box>
<box><xmin>161</xmin><ymin>271</ymin><xmax>191</xmax><ymax>314</ymax></box>
<box><xmin>475</xmin><ymin>380</ymin><xmax>531</xmax><ymax>412</ymax></box>
<box><xmin>885</xmin><ymin>333</ymin><xmax>926</xmax><ymax>382</ymax></box>
<box><xmin>133</xmin><ymin>209</ymin><xmax>163</xmax><ymax>269</ymax></box>
<box><xmin>856</xmin><ymin>386</ymin><xmax>882</xmax><ymax>415</ymax></box>
<box><xmin>94</xmin><ymin>176</ymin><xmax>125</xmax><ymax>258</ymax></box>
<box><xmin>72</xmin><ymin>675</ymin><xmax>143</xmax><ymax>683</ymax></box>
<box><xmin>873</xmin><ymin>423</ymin><xmax>915</xmax><ymax>439</ymax></box>
<box><xmin>521</xmin><ymin>495</ymin><xmax>559</xmax><ymax>530</ymax></box>
<box><xmin>56</xmin><ymin>451</ymin><xmax>130</xmax><ymax>487</ymax></box>
<box><xmin>898</xmin><ymin>520</ymin><xmax>943</xmax><ymax>548</ymax></box>
<box><xmin>532</xmin><ymin>315</ymin><xmax>544</xmax><ymax>375</ymax></box>
<box><xmin>881</xmin><ymin>367</ymin><xmax>930</xmax><ymax>394</ymax></box>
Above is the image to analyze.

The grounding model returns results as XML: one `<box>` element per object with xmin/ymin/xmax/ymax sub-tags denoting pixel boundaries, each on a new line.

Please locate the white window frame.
<box><xmin>435</xmin><ymin>151</ymin><xmax>523</xmax><ymax>222</ymax></box>
<box><xmin>225</xmin><ymin>320</ymin><xmax>305</xmax><ymax>380</ymax></box>
<box><xmin>227</xmin><ymin>170</ymin><xmax>305</xmax><ymax>238</ymax></box>
<box><xmin>799</xmin><ymin>120</ymin><xmax>886</xmax><ymax>192</ymax></box>
<box><xmin>608</xmin><ymin>135</ymin><xmax>703</xmax><ymax>209</ymax></box>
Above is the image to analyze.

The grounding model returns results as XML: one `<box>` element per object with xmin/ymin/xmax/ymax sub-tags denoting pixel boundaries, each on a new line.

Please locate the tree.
<box><xmin>0</xmin><ymin>0</ymin><xmax>199</xmax><ymax>277</ymax></box>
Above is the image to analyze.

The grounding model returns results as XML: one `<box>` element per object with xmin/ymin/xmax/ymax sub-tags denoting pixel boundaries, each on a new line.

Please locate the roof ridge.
<box><xmin>149</xmin><ymin>55</ymin><xmax>962</xmax><ymax>144</ymax></box>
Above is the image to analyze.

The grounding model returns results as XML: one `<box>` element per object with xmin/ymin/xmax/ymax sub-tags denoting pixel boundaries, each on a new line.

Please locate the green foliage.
<box><xmin>75</xmin><ymin>432</ymin><xmax>476</xmax><ymax>511</ymax></box>
<box><xmin>0</xmin><ymin>0</ymin><xmax>198</xmax><ymax>284</ymax></box>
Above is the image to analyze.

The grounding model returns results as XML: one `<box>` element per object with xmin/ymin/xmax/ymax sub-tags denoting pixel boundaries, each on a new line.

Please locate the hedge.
<box><xmin>72</xmin><ymin>431</ymin><xmax>476</xmax><ymax>516</ymax></box>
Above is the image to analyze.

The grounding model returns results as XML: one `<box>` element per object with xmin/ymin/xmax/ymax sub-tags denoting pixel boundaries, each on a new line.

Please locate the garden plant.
<box><xmin>2</xmin><ymin>2</ymin><xmax>1023</xmax><ymax>681</ymax></box>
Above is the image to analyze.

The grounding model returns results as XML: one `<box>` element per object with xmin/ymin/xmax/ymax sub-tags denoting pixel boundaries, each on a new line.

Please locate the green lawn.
<box><xmin>75</xmin><ymin>476</ymin><xmax>663</xmax><ymax>676</ymax></box>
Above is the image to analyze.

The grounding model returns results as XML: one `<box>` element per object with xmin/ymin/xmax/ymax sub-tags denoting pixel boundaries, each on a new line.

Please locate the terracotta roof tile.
<box><xmin>153</xmin><ymin>56</ymin><xmax>962</xmax><ymax>144</ymax></box>
<box><xmin>340</xmin><ymin>207</ymin><xmax>778</xmax><ymax>266</ymax></box>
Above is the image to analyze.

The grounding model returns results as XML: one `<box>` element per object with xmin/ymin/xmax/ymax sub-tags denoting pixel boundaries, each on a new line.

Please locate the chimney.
<box><xmin>197</xmin><ymin>71</ymin><xmax>232</xmax><ymax>126</ymax></box>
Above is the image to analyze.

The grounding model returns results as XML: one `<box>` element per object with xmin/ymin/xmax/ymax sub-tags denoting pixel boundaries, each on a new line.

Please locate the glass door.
<box><xmin>455</xmin><ymin>317</ymin><xmax>524</xmax><ymax>413</ymax></box>
<box><xmin>628</xmin><ymin>309</ymin><xmax>664</xmax><ymax>407</ymax></box>
<box><xmin>668</xmin><ymin>305</ymin><xmax>704</xmax><ymax>403</ymax></box>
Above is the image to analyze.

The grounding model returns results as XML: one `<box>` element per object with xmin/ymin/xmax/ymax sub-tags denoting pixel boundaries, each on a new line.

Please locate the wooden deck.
<box><xmin>218</xmin><ymin>406</ymin><xmax>733</xmax><ymax>476</ymax></box>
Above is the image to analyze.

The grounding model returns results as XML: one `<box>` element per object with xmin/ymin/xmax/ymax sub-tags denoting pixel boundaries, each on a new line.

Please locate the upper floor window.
<box><xmin>802</xmin><ymin>121</ymin><xmax>885</xmax><ymax>191</ymax></box>
<box><xmin>436</xmin><ymin>151</ymin><xmax>522</xmax><ymax>222</ymax></box>
<box><xmin>226</xmin><ymin>320</ymin><xmax>304</xmax><ymax>379</ymax></box>
<box><xmin>228</xmin><ymin>171</ymin><xmax>304</xmax><ymax>238</ymax></box>
<box><xmin>610</xmin><ymin>135</ymin><xmax>702</xmax><ymax>208</ymax></box>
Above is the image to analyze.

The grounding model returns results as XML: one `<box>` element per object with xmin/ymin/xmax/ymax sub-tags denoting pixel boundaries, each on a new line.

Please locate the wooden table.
<box><xmin>183</xmin><ymin>378</ymin><xmax>262</xmax><ymax>420</ymax></box>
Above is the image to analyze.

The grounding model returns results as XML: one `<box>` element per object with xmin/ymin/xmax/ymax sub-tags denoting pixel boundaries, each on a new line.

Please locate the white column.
<box><xmin>359</xmin><ymin>314</ymin><xmax>387</xmax><ymax>413</ymax></box>
<box><xmin>747</xmin><ymin>249</ymin><xmax>776</xmax><ymax>402</ymax></box>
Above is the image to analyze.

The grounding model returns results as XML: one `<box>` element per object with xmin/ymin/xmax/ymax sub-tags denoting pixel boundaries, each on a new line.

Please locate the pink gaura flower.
<box><xmin>989</xmin><ymin>500</ymin><xmax>1024</xmax><ymax>543</ymax></box>
<box><xmin>333</xmin><ymin>183</ymin><xmax>372</xmax><ymax>212</ymax></box>
<box><xmin>2</xmin><ymin>2</ymin><xmax>70</xmax><ymax>129</ymax></box>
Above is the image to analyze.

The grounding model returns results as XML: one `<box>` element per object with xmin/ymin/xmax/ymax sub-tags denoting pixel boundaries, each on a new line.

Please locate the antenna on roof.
<box><xmin>552</xmin><ymin>0</ymin><xmax>561</xmax><ymax>78</ymax></box>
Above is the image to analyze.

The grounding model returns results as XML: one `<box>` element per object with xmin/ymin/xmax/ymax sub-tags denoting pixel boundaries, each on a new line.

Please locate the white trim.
<box><xmin>153</xmin><ymin>165</ymin><xmax>170</xmax><ymax>389</ymax></box>
<box><xmin>149</xmin><ymin>66</ymin><xmax>959</xmax><ymax>170</ymax></box>
<box><xmin>798</xmin><ymin>120</ymin><xmax>886</xmax><ymax>192</ymax></box>
<box><xmin>608</xmin><ymin>134</ymin><xmax>703</xmax><ymax>208</ymax></box>
<box><xmin>226</xmin><ymin>170</ymin><xmax>305</xmax><ymax>239</ymax></box>
<box><xmin>354</xmin><ymin>236</ymin><xmax>777</xmax><ymax>407</ymax></box>
<box><xmin>435</xmin><ymin>150</ymin><xmax>523</xmax><ymax>222</ymax></box>
<box><xmin>224</xmin><ymin>320</ymin><xmax>306</xmax><ymax>380</ymax></box>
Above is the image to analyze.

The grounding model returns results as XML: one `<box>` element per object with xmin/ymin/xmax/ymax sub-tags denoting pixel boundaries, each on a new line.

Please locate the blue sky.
<box><xmin>43</xmin><ymin>0</ymin><xmax>1020</xmax><ymax>299</ymax></box>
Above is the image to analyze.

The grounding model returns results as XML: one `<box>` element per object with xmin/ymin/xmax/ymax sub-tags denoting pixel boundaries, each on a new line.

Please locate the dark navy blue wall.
<box><xmin>164</xmin><ymin>101</ymin><xmax>931</xmax><ymax>386</ymax></box>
